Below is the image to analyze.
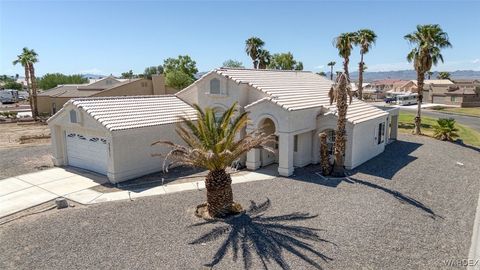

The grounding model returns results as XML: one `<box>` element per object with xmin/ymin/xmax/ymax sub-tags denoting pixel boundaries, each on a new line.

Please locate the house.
<box><xmin>417</xmin><ymin>79</ymin><xmax>455</xmax><ymax>103</ymax></box>
<box><xmin>48</xmin><ymin>68</ymin><xmax>399</xmax><ymax>183</ymax></box>
<box><xmin>444</xmin><ymin>79</ymin><xmax>480</xmax><ymax>107</ymax></box>
<box><xmin>37</xmin><ymin>75</ymin><xmax>175</xmax><ymax>115</ymax></box>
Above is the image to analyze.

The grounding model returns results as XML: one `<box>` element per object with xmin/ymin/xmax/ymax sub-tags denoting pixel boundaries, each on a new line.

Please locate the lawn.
<box><xmin>430</xmin><ymin>106</ymin><xmax>480</xmax><ymax>117</ymax></box>
<box><xmin>398</xmin><ymin>111</ymin><xmax>480</xmax><ymax>147</ymax></box>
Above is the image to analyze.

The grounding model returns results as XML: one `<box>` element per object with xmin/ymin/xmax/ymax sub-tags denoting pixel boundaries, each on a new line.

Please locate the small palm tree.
<box><xmin>13</xmin><ymin>47</ymin><xmax>39</xmax><ymax>119</ymax></box>
<box><xmin>257</xmin><ymin>49</ymin><xmax>271</xmax><ymax>69</ymax></box>
<box><xmin>437</xmin><ymin>71</ymin><xmax>451</xmax><ymax>80</ymax></box>
<box><xmin>327</xmin><ymin>61</ymin><xmax>336</xmax><ymax>80</ymax></box>
<box><xmin>153</xmin><ymin>103</ymin><xmax>274</xmax><ymax>218</ymax></box>
<box><xmin>334</xmin><ymin>32</ymin><xmax>356</xmax><ymax>81</ymax></box>
<box><xmin>328</xmin><ymin>73</ymin><xmax>353</xmax><ymax>176</ymax></box>
<box><xmin>245</xmin><ymin>37</ymin><xmax>265</xmax><ymax>69</ymax></box>
<box><xmin>427</xmin><ymin>71</ymin><xmax>434</xmax><ymax>79</ymax></box>
<box><xmin>354</xmin><ymin>29</ymin><xmax>377</xmax><ymax>100</ymax></box>
<box><xmin>405</xmin><ymin>24</ymin><xmax>452</xmax><ymax>135</ymax></box>
<box><xmin>433</xmin><ymin>118</ymin><xmax>459</xmax><ymax>141</ymax></box>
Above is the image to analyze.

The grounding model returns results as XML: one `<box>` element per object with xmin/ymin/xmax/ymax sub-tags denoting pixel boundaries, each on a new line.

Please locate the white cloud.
<box><xmin>472</xmin><ymin>59</ymin><xmax>480</xmax><ymax>64</ymax></box>
<box><xmin>79</xmin><ymin>68</ymin><xmax>103</xmax><ymax>74</ymax></box>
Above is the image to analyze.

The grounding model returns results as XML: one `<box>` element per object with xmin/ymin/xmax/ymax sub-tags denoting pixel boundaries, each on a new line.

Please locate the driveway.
<box><xmin>1</xmin><ymin>134</ymin><xmax>479</xmax><ymax>269</ymax></box>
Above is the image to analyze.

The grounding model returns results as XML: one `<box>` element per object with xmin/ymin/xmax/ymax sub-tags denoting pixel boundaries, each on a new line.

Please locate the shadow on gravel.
<box><xmin>352</xmin><ymin>140</ymin><xmax>422</xmax><ymax>180</ymax></box>
<box><xmin>189</xmin><ymin>199</ymin><xmax>334</xmax><ymax>270</ymax></box>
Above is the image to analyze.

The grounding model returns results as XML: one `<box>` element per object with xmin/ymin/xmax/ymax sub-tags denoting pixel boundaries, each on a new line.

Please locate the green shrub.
<box><xmin>433</xmin><ymin>118</ymin><xmax>459</xmax><ymax>141</ymax></box>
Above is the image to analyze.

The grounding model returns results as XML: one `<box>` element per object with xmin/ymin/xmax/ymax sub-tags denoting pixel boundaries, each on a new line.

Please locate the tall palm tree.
<box><xmin>328</xmin><ymin>73</ymin><xmax>353</xmax><ymax>176</ymax></box>
<box><xmin>13</xmin><ymin>47</ymin><xmax>39</xmax><ymax>119</ymax></box>
<box><xmin>327</xmin><ymin>61</ymin><xmax>336</xmax><ymax>80</ymax></box>
<box><xmin>334</xmin><ymin>32</ymin><xmax>356</xmax><ymax>81</ymax></box>
<box><xmin>153</xmin><ymin>103</ymin><xmax>273</xmax><ymax>218</ymax></box>
<box><xmin>354</xmin><ymin>29</ymin><xmax>377</xmax><ymax>100</ymax></box>
<box><xmin>257</xmin><ymin>49</ymin><xmax>271</xmax><ymax>69</ymax></box>
<box><xmin>405</xmin><ymin>24</ymin><xmax>452</xmax><ymax>135</ymax></box>
<box><xmin>245</xmin><ymin>37</ymin><xmax>265</xmax><ymax>69</ymax></box>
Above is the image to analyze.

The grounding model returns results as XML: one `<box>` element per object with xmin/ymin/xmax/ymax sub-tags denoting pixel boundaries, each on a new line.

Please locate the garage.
<box><xmin>432</xmin><ymin>95</ymin><xmax>445</xmax><ymax>104</ymax></box>
<box><xmin>47</xmin><ymin>96</ymin><xmax>197</xmax><ymax>184</ymax></box>
<box><xmin>65</xmin><ymin>131</ymin><xmax>109</xmax><ymax>175</ymax></box>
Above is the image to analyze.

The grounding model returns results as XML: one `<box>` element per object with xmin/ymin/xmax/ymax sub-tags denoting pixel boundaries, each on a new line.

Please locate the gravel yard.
<box><xmin>1</xmin><ymin>134</ymin><xmax>479</xmax><ymax>269</ymax></box>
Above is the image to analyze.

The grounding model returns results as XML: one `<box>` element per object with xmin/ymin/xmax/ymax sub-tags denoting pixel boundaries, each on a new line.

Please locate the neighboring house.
<box><xmin>391</xmin><ymin>80</ymin><xmax>416</xmax><ymax>92</ymax></box>
<box><xmin>48</xmin><ymin>68</ymin><xmax>399</xmax><ymax>184</ymax></box>
<box><xmin>416</xmin><ymin>79</ymin><xmax>456</xmax><ymax>104</ymax></box>
<box><xmin>445</xmin><ymin>79</ymin><xmax>480</xmax><ymax>107</ymax></box>
<box><xmin>38</xmin><ymin>75</ymin><xmax>175</xmax><ymax>115</ymax></box>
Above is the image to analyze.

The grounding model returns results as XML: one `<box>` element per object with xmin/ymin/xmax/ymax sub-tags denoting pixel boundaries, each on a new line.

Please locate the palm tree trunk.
<box><xmin>253</xmin><ymin>60</ymin><xmax>258</xmax><ymax>69</ymax></box>
<box><xmin>332</xmin><ymin>75</ymin><xmax>348</xmax><ymax>177</ymax></box>
<box><xmin>205</xmin><ymin>169</ymin><xmax>235</xmax><ymax>217</ymax></box>
<box><xmin>343</xmin><ymin>58</ymin><xmax>350</xmax><ymax>82</ymax></box>
<box><xmin>330</xmin><ymin>66</ymin><xmax>333</xmax><ymax>81</ymax></box>
<box><xmin>24</xmin><ymin>66</ymin><xmax>33</xmax><ymax>116</ymax></box>
<box><xmin>414</xmin><ymin>71</ymin><xmax>424</xmax><ymax>135</ymax></box>
<box><xmin>358</xmin><ymin>53</ymin><xmax>364</xmax><ymax>100</ymax></box>
<box><xmin>319</xmin><ymin>132</ymin><xmax>331</xmax><ymax>176</ymax></box>
<box><xmin>28</xmin><ymin>64</ymin><xmax>39</xmax><ymax>120</ymax></box>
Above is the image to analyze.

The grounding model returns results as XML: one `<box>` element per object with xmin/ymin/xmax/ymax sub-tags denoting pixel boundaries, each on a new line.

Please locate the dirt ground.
<box><xmin>0</xmin><ymin>123</ymin><xmax>53</xmax><ymax>179</ymax></box>
<box><xmin>0</xmin><ymin>122</ymin><xmax>51</xmax><ymax>149</ymax></box>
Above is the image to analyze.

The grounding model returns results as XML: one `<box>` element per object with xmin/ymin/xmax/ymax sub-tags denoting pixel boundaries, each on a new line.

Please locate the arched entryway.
<box><xmin>259</xmin><ymin>118</ymin><xmax>278</xmax><ymax>167</ymax></box>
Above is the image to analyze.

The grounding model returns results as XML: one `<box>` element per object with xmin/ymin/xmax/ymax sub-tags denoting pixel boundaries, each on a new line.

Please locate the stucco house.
<box><xmin>38</xmin><ymin>75</ymin><xmax>175</xmax><ymax>115</ymax></box>
<box><xmin>444</xmin><ymin>79</ymin><xmax>480</xmax><ymax>107</ymax></box>
<box><xmin>48</xmin><ymin>68</ymin><xmax>399</xmax><ymax>183</ymax></box>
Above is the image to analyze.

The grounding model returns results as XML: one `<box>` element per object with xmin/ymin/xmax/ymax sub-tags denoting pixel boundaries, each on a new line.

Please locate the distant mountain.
<box><xmin>330</xmin><ymin>70</ymin><xmax>480</xmax><ymax>82</ymax></box>
<box><xmin>81</xmin><ymin>74</ymin><xmax>106</xmax><ymax>79</ymax></box>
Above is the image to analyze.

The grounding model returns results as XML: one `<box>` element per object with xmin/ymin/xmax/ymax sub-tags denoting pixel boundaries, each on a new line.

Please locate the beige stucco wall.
<box><xmin>38</xmin><ymin>96</ymin><xmax>74</xmax><ymax>115</ymax></box>
<box><xmin>92</xmin><ymin>79</ymin><xmax>153</xmax><ymax>97</ymax></box>
<box><xmin>350</xmin><ymin>115</ymin><xmax>388</xmax><ymax>169</ymax></box>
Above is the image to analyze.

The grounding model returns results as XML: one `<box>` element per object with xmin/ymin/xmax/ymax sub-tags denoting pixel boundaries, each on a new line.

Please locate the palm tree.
<box><xmin>328</xmin><ymin>73</ymin><xmax>353</xmax><ymax>176</ymax></box>
<box><xmin>427</xmin><ymin>71</ymin><xmax>434</xmax><ymax>79</ymax></box>
<box><xmin>13</xmin><ymin>47</ymin><xmax>39</xmax><ymax>119</ymax></box>
<box><xmin>245</xmin><ymin>37</ymin><xmax>265</xmax><ymax>69</ymax></box>
<box><xmin>319</xmin><ymin>132</ymin><xmax>331</xmax><ymax>176</ymax></box>
<box><xmin>334</xmin><ymin>32</ymin><xmax>356</xmax><ymax>81</ymax></box>
<box><xmin>433</xmin><ymin>118</ymin><xmax>459</xmax><ymax>141</ymax></box>
<box><xmin>327</xmin><ymin>61</ymin><xmax>336</xmax><ymax>80</ymax></box>
<box><xmin>153</xmin><ymin>102</ymin><xmax>274</xmax><ymax>218</ymax></box>
<box><xmin>405</xmin><ymin>24</ymin><xmax>452</xmax><ymax>135</ymax></box>
<box><xmin>354</xmin><ymin>29</ymin><xmax>377</xmax><ymax>100</ymax></box>
<box><xmin>437</xmin><ymin>71</ymin><xmax>451</xmax><ymax>80</ymax></box>
<box><xmin>257</xmin><ymin>49</ymin><xmax>271</xmax><ymax>69</ymax></box>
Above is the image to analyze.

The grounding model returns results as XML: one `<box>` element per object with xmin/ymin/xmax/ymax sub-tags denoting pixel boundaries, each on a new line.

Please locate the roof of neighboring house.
<box><xmin>411</xmin><ymin>79</ymin><xmax>454</xmax><ymax>85</ymax></box>
<box><xmin>371</xmin><ymin>79</ymin><xmax>402</xmax><ymax>85</ymax></box>
<box><xmin>38</xmin><ymin>78</ymin><xmax>140</xmax><ymax>98</ymax></box>
<box><xmin>453</xmin><ymin>79</ymin><xmax>480</xmax><ymax>84</ymax></box>
<box><xmin>189</xmin><ymin>68</ymin><xmax>387</xmax><ymax>124</ymax></box>
<box><xmin>445</xmin><ymin>88</ymin><xmax>478</xmax><ymax>96</ymax></box>
<box><xmin>57</xmin><ymin>95</ymin><xmax>197</xmax><ymax>131</ymax></box>
<box><xmin>392</xmin><ymin>80</ymin><xmax>412</xmax><ymax>88</ymax></box>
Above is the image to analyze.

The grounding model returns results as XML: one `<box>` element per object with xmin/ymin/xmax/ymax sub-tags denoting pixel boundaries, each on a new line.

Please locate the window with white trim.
<box><xmin>377</xmin><ymin>122</ymin><xmax>385</xmax><ymax>144</ymax></box>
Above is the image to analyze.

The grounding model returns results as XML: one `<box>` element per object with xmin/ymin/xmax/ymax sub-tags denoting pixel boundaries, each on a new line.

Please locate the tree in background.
<box><xmin>327</xmin><ymin>61</ymin><xmax>336</xmax><ymax>80</ymax></box>
<box><xmin>354</xmin><ymin>29</ymin><xmax>377</xmax><ymax>100</ymax></box>
<box><xmin>267</xmin><ymin>52</ymin><xmax>303</xmax><ymax>70</ymax></box>
<box><xmin>3</xmin><ymin>81</ymin><xmax>23</xmax><ymax>90</ymax></box>
<box><xmin>257</xmin><ymin>49</ymin><xmax>272</xmax><ymax>69</ymax></box>
<box><xmin>317</xmin><ymin>71</ymin><xmax>327</xmax><ymax>76</ymax></box>
<box><xmin>164</xmin><ymin>55</ymin><xmax>198</xmax><ymax>89</ymax></box>
<box><xmin>427</xmin><ymin>71</ymin><xmax>434</xmax><ymax>79</ymax></box>
<box><xmin>121</xmin><ymin>70</ymin><xmax>135</xmax><ymax>79</ymax></box>
<box><xmin>13</xmin><ymin>47</ymin><xmax>39</xmax><ymax>119</ymax></box>
<box><xmin>153</xmin><ymin>102</ymin><xmax>273</xmax><ymax>218</ymax></box>
<box><xmin>405</xmin><ymin>24</ymin><xmax>451</xmax><ymax>135</ymax></box>
<box><xmin>334</xmin><ymin>32</ymin><xmax>356</xmax><ymax>81</ymax></box>
<box><xmin>222</xmin><ymin>59</ymin><xmax>244</xmax><ymax>68</ymax></box>
<box><xmin>245</xmin><ymin>37</ymin><xmax>265</xmax><ymax>69</ymax></box>
<box><xmin>437</xmin><ymin>71</ymin><xmax>451</xmax><ymax>80</ymax></box>
<box><xmin>38</xmin><ymin>73</ymin><xmax>88</xmax><ymax>90</ymax></box>
<box><xmin>144</xmin><ymin>65</ymin><xmax>164</xmax><ymax>79</ymax></box>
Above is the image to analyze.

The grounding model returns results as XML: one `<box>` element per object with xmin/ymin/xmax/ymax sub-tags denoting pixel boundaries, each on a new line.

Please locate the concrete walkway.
<box><xmin>0</xmin><ymin>166</ymin><xmax>278</xmax><ymax>218</ymax></box>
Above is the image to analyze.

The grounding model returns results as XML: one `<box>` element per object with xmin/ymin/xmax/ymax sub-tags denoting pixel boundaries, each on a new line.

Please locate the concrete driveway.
<box><xmin>0</xmin><ymin>167</ymin><xmax>108</xmax><ymax>218</ymax></box>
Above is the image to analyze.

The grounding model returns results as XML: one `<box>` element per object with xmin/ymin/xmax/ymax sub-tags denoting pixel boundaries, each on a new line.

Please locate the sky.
<box><xmin>1</xmin><ymin>0</ymin><xmax>480</xmax><ymax>77</ymax></box>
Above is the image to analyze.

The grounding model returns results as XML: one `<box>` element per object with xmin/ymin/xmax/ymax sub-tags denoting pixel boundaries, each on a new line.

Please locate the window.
<box><xmin>52</xmin><ymin>103</ymin><xmax>57</xmax><ymax>114</ymax></box>
<box><xmin>294</xmin><ymin>135</ymin><xmax>298</xmax><ymax>152</ymax></box>
<box><xmin>69</xmin><ymin>110</ymin><xmax>77</xmax><ymax>123</ymax></box>
<box><xmin>450</xmin><ymin>96</ymin><xmax>457</xmax><ymax>102</ymax></box>
<box><xmin>377</xmin><ymin>122</ymin><xmax>385</xmax><ymax>144</ymax></box>
<box><xmin>326</xmin><ymin>129</ymin><xmax>335</xmax><ymax>156</ymax></box>
<box><xmin>210</xmin><ymin>78</ymin><xmax>220</xmax><ymax>94</ymax></box>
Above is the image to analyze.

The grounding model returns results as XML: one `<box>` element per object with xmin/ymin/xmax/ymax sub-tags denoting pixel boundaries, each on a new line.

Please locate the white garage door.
<box><xmin>432</xmin><ymin>95</ymin><xmax>444</xmax><ymax>104</ymax></box>
<box><xmin>66</xmin><ymin>131</ymin><xmax>109</xmax><ymax>175</ymax></box>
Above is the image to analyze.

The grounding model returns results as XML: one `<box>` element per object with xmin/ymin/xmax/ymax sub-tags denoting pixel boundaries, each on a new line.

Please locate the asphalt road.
<box><xmin>400</xmin><ymin>108</ymin><xmax>480</xmax><ymax>132</ymax></box>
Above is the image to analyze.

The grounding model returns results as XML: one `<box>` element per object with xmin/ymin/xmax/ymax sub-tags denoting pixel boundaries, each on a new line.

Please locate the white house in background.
<box><xmin>48</xmin><ymin>68</ymin><xmax>399</xmax><ymax>183</ymax></box>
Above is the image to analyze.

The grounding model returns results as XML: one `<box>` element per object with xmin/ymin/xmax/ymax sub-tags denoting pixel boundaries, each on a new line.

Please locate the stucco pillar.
<box><xmin>50</xmin><ymin>125</ymin><xmax>66</xmax><ymax>166</ymax></box>
<box><xmin>246</xmin><ymin>148</ymin><xmax>261</xmax><ymax>170</ymax></box>
<box><xmin>390</xmin><ymin>115</ymin><xmax>398</xmax><ymax>140</ymax></box>
<box><xmin>278</xmin><ymin>132</ymin><xmax>294</xmax><ymax>176</ymax></box>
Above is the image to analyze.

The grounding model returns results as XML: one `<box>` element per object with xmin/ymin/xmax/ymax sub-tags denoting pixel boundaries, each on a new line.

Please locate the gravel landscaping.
<box><xmin>1</xmin><ymin>134</ymin><xmax>479</xmax><ymax>269</ymax></box>
<box><xmin>0</xmin><ymin>145</ymin><xmax>53</xmax><ymax>179</ymax></box>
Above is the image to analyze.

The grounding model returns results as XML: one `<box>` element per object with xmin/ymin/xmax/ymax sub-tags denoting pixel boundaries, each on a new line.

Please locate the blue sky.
<box><xmin>1</xmin><ymin>1</ymin><xmax>479</xmax><ymax>76</ymax></box>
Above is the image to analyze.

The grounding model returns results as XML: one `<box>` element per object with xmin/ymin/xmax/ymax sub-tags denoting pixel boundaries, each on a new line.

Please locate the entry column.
<box><xmin>245</xmin><ymin>127</ymin><xmax>261</xmax><ymax>170</ymax></box>
<box><xmin>278</xmin><ymin>132</ymin><xmax>294</xmax><ymax>176</ymax></box>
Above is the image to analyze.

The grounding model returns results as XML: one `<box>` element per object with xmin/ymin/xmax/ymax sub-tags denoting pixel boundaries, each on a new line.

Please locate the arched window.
<box><xmin>210</xmin><ymin>78</ymin><xmax>220</xmax><ymax>94</ymax></box>
<box><xmin>69</xmin><ymin>110</ymin><xmax>77</xmax><ymax>123</ymax></box>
